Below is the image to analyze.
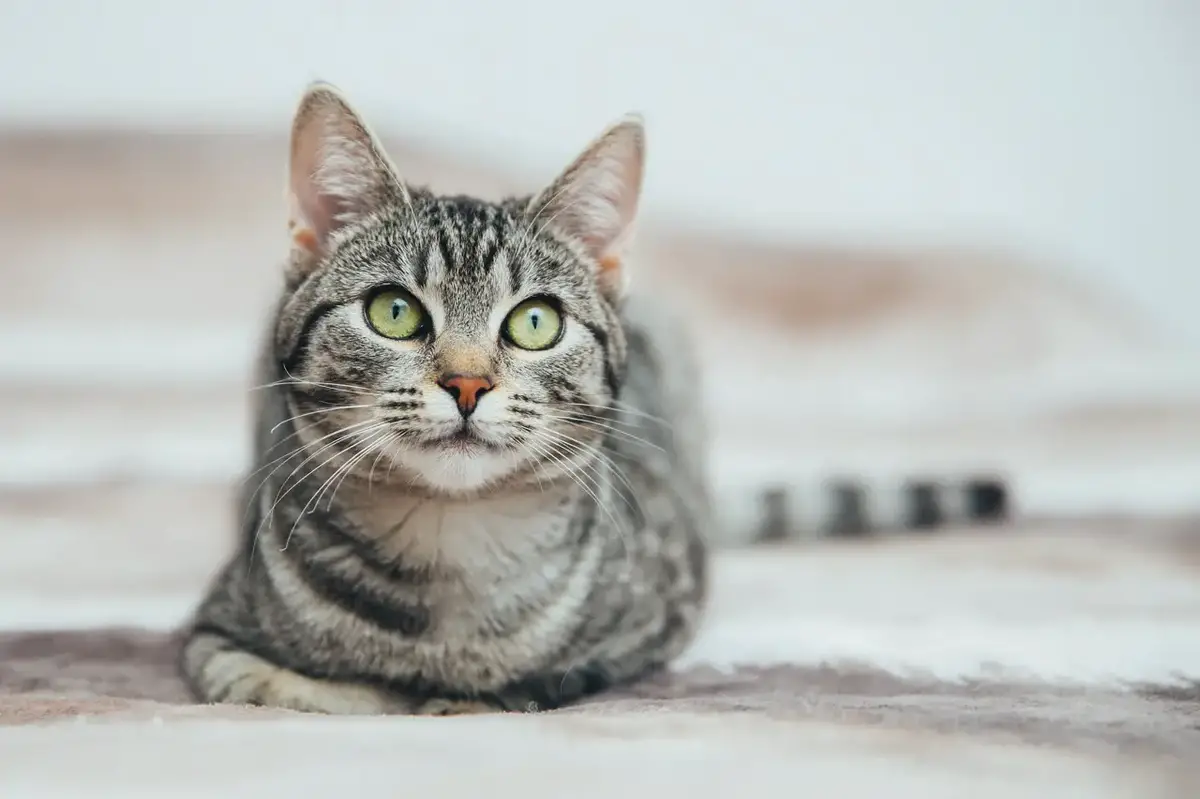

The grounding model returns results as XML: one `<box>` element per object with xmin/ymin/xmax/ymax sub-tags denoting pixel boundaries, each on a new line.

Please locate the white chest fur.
<box><xmin>313</xmin><ymin>484</ymin><xmax>605</xmax><ymax>688</ymax></box>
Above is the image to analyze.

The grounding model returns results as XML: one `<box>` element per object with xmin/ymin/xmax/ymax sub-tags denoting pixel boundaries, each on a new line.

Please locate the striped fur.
<box><xmin>179</xmin><ymin>84</ymin><xmax>709</xmax><ymax>714</ymax></box>
<box><xmin>742</xmin><ymin>477</ymin><xmax>1011</xmax><ymax>544</ymax></box>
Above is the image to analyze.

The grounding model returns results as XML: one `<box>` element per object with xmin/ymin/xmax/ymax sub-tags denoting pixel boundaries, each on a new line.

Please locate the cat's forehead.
<box><xmin>331</xmin><ymin>192</ymin><xmax>591</xmax><ymax>311</ymax></box>
<box><xmin>416</xmin><ymin>194</ymin><xmax>524</xmax><ymax>289</ymax></box>
<box><xmin>419</xmin><ymin>193</ymin><xmax>524</xmax><ymax>243</ymax></box>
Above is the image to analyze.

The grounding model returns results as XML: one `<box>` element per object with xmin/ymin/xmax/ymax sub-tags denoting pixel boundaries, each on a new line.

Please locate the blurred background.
<box><xmin>1</xmin><ymin>1</ymin><xmax>1198</xmax><ymax>619</ymax></box>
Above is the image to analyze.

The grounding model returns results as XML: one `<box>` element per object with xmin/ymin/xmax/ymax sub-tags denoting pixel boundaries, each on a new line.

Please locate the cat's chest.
<box><xmin>270</xmin><ymin>485</ymin><xmax>606</xmax><ymax>689</ymax></box>
<box><xmin>355</xmin><ymin>490</ymin><xmax>585</xmax><ymax>632</ymax></box>
<box><xmin>360</xmin><ymin>492</ymin><xmax>601</xmax><ymax>687</ymax></box>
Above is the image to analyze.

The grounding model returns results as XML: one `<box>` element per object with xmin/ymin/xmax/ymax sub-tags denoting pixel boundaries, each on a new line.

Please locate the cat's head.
<box><xmin>272</xmin><ymin>83</ymin><xmax>643</xmax><ymax>496</ymax></box>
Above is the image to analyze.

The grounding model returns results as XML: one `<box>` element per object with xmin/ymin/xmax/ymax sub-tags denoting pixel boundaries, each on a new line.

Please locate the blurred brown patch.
<box><xmin>0</xmin><ymin>694</ymin><xmax>133</xmax><ymax>726</ymax></box>
<box><xmin>0</xmin><ymin>128</ymin><xmax>1140</xmax><ymax>345</ymax></box>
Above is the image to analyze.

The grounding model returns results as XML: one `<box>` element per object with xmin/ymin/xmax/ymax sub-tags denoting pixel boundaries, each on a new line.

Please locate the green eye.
<box><xmin>504</xmin><ymin>298</ymin><xmax>563</xmax><ymax>351</ymax></box>
<box><xmin>365</xmin><ymin>288</ymin><xmax>428</xmax><ymax>340</ymax></box>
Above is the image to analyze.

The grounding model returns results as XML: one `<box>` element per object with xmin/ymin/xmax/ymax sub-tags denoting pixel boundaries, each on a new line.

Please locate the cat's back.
<box><xmin>616</xmin><ymin>290</ymin><xmax>710</xmax><ymax>502</ymax></box>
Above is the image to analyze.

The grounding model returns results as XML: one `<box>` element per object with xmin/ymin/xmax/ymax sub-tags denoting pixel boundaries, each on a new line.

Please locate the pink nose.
<box><xmin>438</xmin><ymin>374</ymin><xmax>494</xmax><ymax>416</ymax></box>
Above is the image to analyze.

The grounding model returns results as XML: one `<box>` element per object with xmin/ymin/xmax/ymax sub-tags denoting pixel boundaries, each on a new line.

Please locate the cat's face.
<box><xmin>272</xmin><ymin>84</ymin><xmax>642</xmax><ymax>495</ymax></box>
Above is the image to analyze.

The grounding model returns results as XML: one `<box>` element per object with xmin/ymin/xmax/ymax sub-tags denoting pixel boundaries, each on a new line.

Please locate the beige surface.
<box><xmin>1</xmin><ymin>709</ymin><xmax>1188</xmax><ymax>799</ymax></box>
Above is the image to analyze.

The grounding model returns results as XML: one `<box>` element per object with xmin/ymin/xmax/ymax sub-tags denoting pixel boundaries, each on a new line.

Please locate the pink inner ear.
<box><xmin>290</xmin><ymin>160</ymin><xmax>359</xmax><ymax>253</ymax></box>
<box><xmin>596</xmin><ymin>253</ymin><xmax>627</xmax><ymax>296</ymax></box>
<box><xmin>289</xmin><ymin>114</ymin><xmax>349</xmax><ymax>246</ymax></box>
<box><xmin>287</xmin><ymin>174</ymin><xmax>326</xmax><ymax>254</ymax></box>
<box><xmin>536</xmin><ymin>122</ymin><xmax>643</xmax><ymax>267</ymax></box>
<box><xmin>290</xmin><ymin>223</ymin><xmax>320</xmax><ymax>254</ymax></box>
<box><xmin>312</xmin><ymin>190</ymin><xmax>347</xmax><ymax>238</ymax></box>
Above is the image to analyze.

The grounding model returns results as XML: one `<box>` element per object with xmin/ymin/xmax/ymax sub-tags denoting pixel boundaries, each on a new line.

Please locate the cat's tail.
<box><xmin>708</xmin><ymin>473</ymin><xmax>1013</xmax><ymax>547</ymax></box>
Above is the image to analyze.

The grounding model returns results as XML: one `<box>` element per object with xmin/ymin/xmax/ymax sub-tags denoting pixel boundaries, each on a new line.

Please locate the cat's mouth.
<box><xmin>418</xmin><ymin>423</ymin><xmax>505</xmax><ymax>453</ymax></box>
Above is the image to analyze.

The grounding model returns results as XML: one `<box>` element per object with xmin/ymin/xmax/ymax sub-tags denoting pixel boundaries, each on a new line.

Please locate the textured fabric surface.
<box><xmin>2</xmin><ymin>627</ymin><xmax>1198</xmax><ymax>758</ymax></box>
<box><xmin>0</xmin><ymin>626</ymin><xmax>1197</xmax><ymax>798</ymax></box>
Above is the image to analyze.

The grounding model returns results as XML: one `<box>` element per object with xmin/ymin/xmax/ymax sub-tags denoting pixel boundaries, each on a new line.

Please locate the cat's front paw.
<box><xmin>414</xmin><ymin>698</ymin><xmax>500</xmax><ymax>716</ymax></box>
<box><xmin>183</xmin><ymin>631</ymin><xmax>409</xmax><ymax>716</ymax></box>
<box><xmin>245</xmin><ymin>667</ymin><xmax>405</xmax><ymax>715</ymax></box>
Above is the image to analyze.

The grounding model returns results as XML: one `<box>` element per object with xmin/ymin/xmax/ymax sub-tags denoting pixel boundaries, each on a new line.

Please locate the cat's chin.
<box><xmin>390</xmin><ymin>444</ymin><xmax>525</xmax><ymax>496</ymax></box>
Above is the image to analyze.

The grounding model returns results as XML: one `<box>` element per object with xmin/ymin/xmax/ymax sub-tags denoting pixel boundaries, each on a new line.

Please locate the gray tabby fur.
<box><xmin>179</xmin><ymin>83</ymin><xmax>710</xmax><ymax>715</ymax></box>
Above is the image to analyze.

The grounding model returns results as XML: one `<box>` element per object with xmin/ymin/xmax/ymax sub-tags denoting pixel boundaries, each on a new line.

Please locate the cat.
<box><xmin>178</xmin><ymin>82</ymin><xmax>710</xmax><ymax>715</ymax></box>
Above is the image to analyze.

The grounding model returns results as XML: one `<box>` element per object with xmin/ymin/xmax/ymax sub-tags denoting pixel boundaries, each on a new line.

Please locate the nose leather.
<box><xmin>438</xmin><ymin>374</ymin><xmax>494</xmax><ymax>417</ymax></box>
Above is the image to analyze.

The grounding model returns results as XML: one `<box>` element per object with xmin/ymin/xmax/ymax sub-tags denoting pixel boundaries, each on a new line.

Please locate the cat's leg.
<box><xmin>181</xmin><ymin>628</ymin><xmax>410</xmax><ymax>715</ymax></box>
<box><xmin>479</xmin><ymin>664</ymin><xmax>616</xmax><ymax>714</ymax></box>
<box><xmin>425</xmin><ymin>666</ymin><xmax>616</xmax><ymax>716</ymax></box>
<box><xmin>412</xmin><ymin>698</ymin><xmax>501</xmax><ymax>716</ymax></box>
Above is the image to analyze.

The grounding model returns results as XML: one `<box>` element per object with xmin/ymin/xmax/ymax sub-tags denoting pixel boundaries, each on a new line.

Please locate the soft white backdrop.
<box><xmin>2</xmin><ymin>0</ymin><xmax>1198</xmax><ymax>346</ymax></box>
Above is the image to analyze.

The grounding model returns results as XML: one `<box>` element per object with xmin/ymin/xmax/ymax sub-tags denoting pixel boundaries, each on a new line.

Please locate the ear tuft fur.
<box><xmin>527</xmin><ymin>115</ymin><xmax>645</xmax><ymax>298</ymax></box>
<box><xmin>286</xmin><ymin>82</ymin><xmax>408</xmax><ymax>264</ymax></box>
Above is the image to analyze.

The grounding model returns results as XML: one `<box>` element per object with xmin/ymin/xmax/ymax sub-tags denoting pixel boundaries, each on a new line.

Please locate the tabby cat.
<box><xmin>179</xmin><ymin>83</ymin><xmax>710</xmax><ymax>715</ymax></box>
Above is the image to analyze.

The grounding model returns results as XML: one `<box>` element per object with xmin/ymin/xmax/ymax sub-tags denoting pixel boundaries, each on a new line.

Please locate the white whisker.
<box><xmin>259</xmin><ymin>422</ymin><xmax>388</xmax><ymax>552</ymax></box>
<box><xmin>279</xmin><ymin>422</ymin><xmax>390</xmax><ymax>550</ymax></box>
<box><xmin>535</xmin><ymin>426</ymin><xmax>646</xmax><ymax>524</ymax></box>
<box><xmin>270</xmin><ymin>403</ymin><xmax>374</xmax><ymax>434</ymax></box>
<box><xmin>538</xmin><ymin>411</ymin><xmax>665</xmax><ymax>452</ymax></box>
<box><xmin>250</xmin><ymin>375</ymin><xmax>372</xmax><ymax>396</ymax></box>
<box><xmin>321</xmin><ymin>429</ymin><xmax>397</xmax><ymax>512</ymax></box>
<box><xmin>367</xmin><ymin>432</ymin><xmax>398</xmax><ymax>492</ymax></box>
<box><xmin>523</xmin><ymin>428</ymin><xmax>636</xmax><ymax>571</ymax></box>
<box><xmin>242</xmin><ymin>418</ymin><xmax>382</xmax><ymax>514</ymax></box>
<box><xmin>548</xmin><ymin>399</ymin><xmax>673</xmax><ymax>428</ymax></box>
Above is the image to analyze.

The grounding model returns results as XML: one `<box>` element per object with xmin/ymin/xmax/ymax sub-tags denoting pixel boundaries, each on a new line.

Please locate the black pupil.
<box><xmin>392</xmin><ymin>299</ymin><xmax>406</xmax><ymax>320</ymax></box>
<box><xmin>529</xmin><ymin>309</ymin><xmax>541</xmax><ymax>329</ymax></box>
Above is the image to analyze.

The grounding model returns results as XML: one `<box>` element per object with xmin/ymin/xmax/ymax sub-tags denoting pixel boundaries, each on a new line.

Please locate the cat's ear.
<box><xmin>527</xmin><ymin>114</ymin><xmax>645</xmax><ymax>297</ymax></box>
<box><xmin>287</xmin><ymin>82</ymin><xmax>409</xmax><ymax>259</ymax></box>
